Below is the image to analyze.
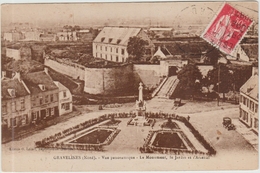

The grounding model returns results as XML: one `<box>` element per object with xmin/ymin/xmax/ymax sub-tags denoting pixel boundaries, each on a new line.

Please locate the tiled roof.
<box><xmin>240</xmin><ymin>44</ymin><xmax>258</xmax><ymax>61</ymax></box>
<box><xmin>1</xmin><ymin>78</ymin><xmax>30</xmax><ymax>100</ymax></box>
<box><xmin>54</xmin><ymin>81</ymin><xmax>69</xmax><ymax>91</ymax></box>
<box><xmin>23</xmin><ymin>71</ymin><xmax>58</xmax><ymax>94</ymax></box>
<box><xmin>240</xmin><ymin>75</ymin><xmax>258</xmax><ymax>101</ymax></box>
<box><xmin>93</xmin><ymin>27</ymin><xmax>141</xmax><ymax>46</ymax></box>
<box><xmin>154</xmin><ymin>41</ymin><xmax>223</xmax><ymax>59</ymax></box>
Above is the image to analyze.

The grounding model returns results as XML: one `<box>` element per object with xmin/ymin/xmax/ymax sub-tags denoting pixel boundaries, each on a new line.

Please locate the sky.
<box><xmin>1</xmin><ymin>1</ymin><xmax>258</xmax><ymax>28</ymax></box>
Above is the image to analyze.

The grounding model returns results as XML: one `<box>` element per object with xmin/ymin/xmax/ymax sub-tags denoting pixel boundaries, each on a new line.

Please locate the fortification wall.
<box><xmin>133</xmin><ymin>64</ymin><xmax>162</xmax><ymax>90</ymax></box>
<box><xmin>84</xmin><ymin>64</ymin><xmax>134</xmax><ymax>95</ymax></box>
<box><xmin>44</xmin><ymin>58</ymin><xmax>85</xmax><ymax>80</ymax></box>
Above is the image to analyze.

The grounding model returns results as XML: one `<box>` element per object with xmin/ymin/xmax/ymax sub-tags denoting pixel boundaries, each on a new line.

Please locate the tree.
<box><xmin>177</xmin><ymin>64</ymin><xmax>203</xmax><ymax>99</ymax></box>
<box><xmin>127</xmin><ymin>36</ymin><xmax>148</xmax><ymax>62</ymax></box>
<box><xmin>162</xmin><ymin>31</ymin><xmax>172</xmax><ymax>38</ymax></box>
<box><xmin>207</xmin><ymin>64</ymin><xmax>233</xmax><ymax>101</ymax></box>
<box><xmin>73</xmin><ymin>25</ymin><xmax>81</xmax><ymax>31</ymax></box>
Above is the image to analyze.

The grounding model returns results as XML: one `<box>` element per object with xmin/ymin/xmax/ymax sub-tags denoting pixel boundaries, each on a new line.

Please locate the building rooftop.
<box><xmin>6</xmin><ymin>44</ymin><xmax>22</xmax><ymax>50</ymax></box>
<box><xmin>240</xmin><ymin>75</ymin><xmax>258</xmax><ymax>101</ymax></box>
<box><xmin>1</xmin><ymin>78</ymin><xmax>30</xmax><ymax>100</ymax></box>
<box><xmin>23</xmin><ymin>71</ymin><xmax>58</xmax><ymax>94</ymax></box>
<box><xmin>93</xmin><ymin>27</ymin><xmax>142</xmax><ymax>46</ymax></box>
<box><xmin>240</xmin><ymin>44</ymin><xmax>258</xmax><ymax>61</ymax></box>
<box><xmin>54</xmin><ymin>81</ymin><xmax>69</xmax><ymax>91</ymax></box>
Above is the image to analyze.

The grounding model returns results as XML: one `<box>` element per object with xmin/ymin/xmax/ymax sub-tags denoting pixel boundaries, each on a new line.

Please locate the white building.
<box><xmin>56</xmin><ymin>32</ymin><xmax>77</xmax><ymax>41</ymax></box>
<box><xmin>54</xmin><ymin>81</ymin><xmax>73</xmax><ymax>116</ymax></box>
<box><xmin>3</xmin><ymin>32</ymin><xmax>23</xmax><ymax>42</ymax></box>
<box><xmin>239</xmin><ymin>74</ymin><xmax>258</xmax><ymax>134</ymax></box>
<box><xmin>93</xmin><ymin>27</ymin><xmax>153</xmax><ymax>62</ymax></box>
<box><xmin>6</xmin><ymin>45</ymin><xmax>32</xmax><ymax>61</ymax></box>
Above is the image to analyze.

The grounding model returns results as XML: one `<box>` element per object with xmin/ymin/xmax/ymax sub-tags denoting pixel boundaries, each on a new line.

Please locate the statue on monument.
<box><xmin>136</xmin><ymin>82</ymin><xmax>146</xmax><ymax>111</ymax></box>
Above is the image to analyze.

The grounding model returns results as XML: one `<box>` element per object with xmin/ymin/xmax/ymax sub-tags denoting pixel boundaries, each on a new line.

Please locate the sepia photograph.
<box><xmin>1</xmin><ymin>0</ymin><xmax>259</xmax><ymax>171</ymax></box>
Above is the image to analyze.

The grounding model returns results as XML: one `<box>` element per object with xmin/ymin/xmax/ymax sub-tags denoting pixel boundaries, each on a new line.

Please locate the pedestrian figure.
<box><xmin>187</xmin><ymin>115</ymin><xmax>190</xmax><ymax>121</ymax></box>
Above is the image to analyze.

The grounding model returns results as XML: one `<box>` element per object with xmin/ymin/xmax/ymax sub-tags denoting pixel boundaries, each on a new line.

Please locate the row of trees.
<box><xmin>177</xmin><ymin>63</ymin><xmax>252</xmax><ymax>100</ymax></box>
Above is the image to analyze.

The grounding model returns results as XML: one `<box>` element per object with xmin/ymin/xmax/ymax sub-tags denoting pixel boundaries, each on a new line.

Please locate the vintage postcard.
<box><xmin>1</xmin><ymin>1</ymin><xmax>259</xmax><ymax>172</ymax></box>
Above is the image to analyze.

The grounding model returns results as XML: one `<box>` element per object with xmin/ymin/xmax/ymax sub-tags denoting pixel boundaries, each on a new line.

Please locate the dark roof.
<box><xmin>154</xmin><ymin>46</ymin><xmax>171</xmax><ymax>56</ymax></box>
<box><xmin>154</xmin><ymin>40</ymin><xmax>223</xmax><ymax>60</ymax></box>
<box><xmin>1</xmin><ymin>78</ymin><xmax>30</xmax><ymax>100</ymax></box>
<box><xmin>240</xmin><ymin>75</ymin><xmax>258</xmax><ymax>101</ymax></box>
<box><xmin>22</xmin><ymin>71</ymin><xmax>58</xmax><ymax>94</ymax></box>
<box><xmin>240</xmin><ymin>44</ymin><xmax>258</xmax><ymax>61</ymax></box>
<box><xmin>6</xmin><ymin>44</ymin><xmax>22</xmax><ymax>50</ymax></box>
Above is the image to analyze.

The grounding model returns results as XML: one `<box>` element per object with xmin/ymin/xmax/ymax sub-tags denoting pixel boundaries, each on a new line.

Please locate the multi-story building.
<box><xmin>3</xmin><ymin>32</ymin><xmax>23</xmax><ymax>42</ymax></box>
<box><xmin>54</xmin><ymin>81</ymin><xmax>73</xmax><ymax>116</ymax></box>
<box><xmin>1</xmin><ymin>72</ymin><xmax>31</xmax><ymax>129</ymax></box>
<box><xmin>93</xmin><ymin>27</ymin><xmax>154</xmax><ymax>62</ymax></box>
<box><xmin>23</xmin><ymin>68</ymin><xmax>59</xmax><ymax>123</ymax></box>
<box><xmin>239</xmin><ymin>74</ymin><xmax>258</xmax><ymax>134</ymax></box>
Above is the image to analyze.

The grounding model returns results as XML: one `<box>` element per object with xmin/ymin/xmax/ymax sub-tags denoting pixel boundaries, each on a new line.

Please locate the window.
<box><xmin>20</xmin><ymin>99</ymin><xmax>25</xmax><ymax>110</ymax></box>
<box><xmin>45</xmin><ymin>95</ymin><xmax>49</xmax><ymax>103</ymax></box>
<box><xmin>10</xmin><ymin>118</ymin><xmax>16</xmax><ymax>127</ymax></box>
<box><xmin>111</xmin><ymin>55</ymin><xmax>112</xmax><ymax>61</ymax></box>
<box><xmin>243</xmin><ymin>97</ymin><xmax>246</xmax><ymax>105</ymax></box>
<box><xmin>116</xmin><ymin>56</ymin><xmax>118</xmax><ymax>62</ymax></box>
<box><xmin>100</xmin><ymin>46</ymin><xmax>102</xmax><ymax>51</ymax></box>
<box><xmin>2</xmin><ymin>102</ymin><xmax>7</xmax><ymax>114</ymax></box>
<box><xmin>46</xmin><ymin>108</ymin><xmax>49</xmax><ymax>117</ymax></box>
<box><xmin>105</xmin><ymin>55</ymin><xmax>107</xmax><ymax>60</ymax></box>
<box><xmin>32</xmin><ymin>112</ymin><xmax>37</xmax><ymax>120</ymax></box>
<box><xmin>39</xmin><ymin>96</ymin><xmax>43</xmax><ymax>105</ymax></box>
<box><xmin>254</xmin><ymin>118</ymin><xmax>258</xmax><ymax>129</ymax></box>
<box><xmin>111</xmin><ymin>47</ymin><xmax>112</xmax><ymax>52</ymax></box>
<box><xmin>116</xmin><ymin>48</ymin><xmax>118</xmax><ymax>53</ymax></box>
<box><xmin>11</xmin><ymin>101</ymin><xmax>16</xmax><ymax>113</ymax></box>
<box><xmin>50</xmin><ymin>94</ymin><xmax>54</xmax><ymax>102</ymax></box>
<box><xmin>62</xmin><ymin>103</ymin><xmax>70</xmax><ymax>110</ymax></box>
<box><xmin>51</xmin><ymin>108</ymin><xmax>54</xmax><ymax>116</ymax></box>
<box><xmin>21</xmin><ymin>114</ymin><xmax>28</xmax><ymax>125</ymax></box>
<box><xmin>255</xmin><ymin>104</ymin><xmax>258</xmax><ymax>113</ymax></box>
<box><xmin>105</xmin><ymin>47</ymin><xmax>107</xmax><ymax>51</ymax></box>
<box><xmin>121</xmin><ymin>49</ymin><xmax>125</xmax><ymax>55</ymax></box>
<box><xmin>122</xmin><ymin>57</ymin><xmax>124</xmax><ymax>62</ymax></box>
<box><xmin>63</xmin><ymin>91</ymin><xmax>67</xmax><ymax>98</ymax></box>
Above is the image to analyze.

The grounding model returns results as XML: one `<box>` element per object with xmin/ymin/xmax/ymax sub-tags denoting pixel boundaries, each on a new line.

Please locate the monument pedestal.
<box><xmin>129</xmin><ymin>82</ymin><xmax>152</xmax><ymax>126</ymax></box>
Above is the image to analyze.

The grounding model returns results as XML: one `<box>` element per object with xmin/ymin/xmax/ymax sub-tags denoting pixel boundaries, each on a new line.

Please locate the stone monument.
<box><xmin>136</xmin><ymin>82</ymin><xmax>146</xmax><ymax>116</ymax></box>
<box><xmin>130</xmin><ymin>82</ymin><xmax>150</xmax><ymax>126</ymax></box>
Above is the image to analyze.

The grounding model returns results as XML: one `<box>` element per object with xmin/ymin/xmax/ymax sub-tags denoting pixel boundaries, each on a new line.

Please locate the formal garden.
<box><xmin>34</xmin><ymin>111</ymin><xmax>216</xmax><ymax>156</ymax></box>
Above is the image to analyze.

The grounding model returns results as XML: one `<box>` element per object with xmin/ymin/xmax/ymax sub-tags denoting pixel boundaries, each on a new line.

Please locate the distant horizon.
<box><xmin>1</xmin><ymin>2</ymin><xmax>258</xmax><ymax>30</ymax></box>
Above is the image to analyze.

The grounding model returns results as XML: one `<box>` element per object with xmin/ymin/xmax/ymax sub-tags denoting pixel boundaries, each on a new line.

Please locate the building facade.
<box><xmin>3</xmin><ymin>32</ymin><xmax>23</xmax><ymax>42</ymax></box>
<box><xmin>23</xmin><ymin>69</ymin><xmax>59</xmax><ymax>123</ymax></box>
<box><xmin>93</xmin><ymin>27</ymin><xmax>154</xmax><ymax>62</ymax></box>
<box><xmin>1</xmin><ymin>73</ymin><xmax>31</xmax><ymax>129</ymax></box>
<box><xmin>54</xmin><ymin>81</ymin><xmax>73</xmax><ymax>116</ymax></box>
<box><xmin>239</xmin><ymin>74</ymin><xmax>258</xmax><ymax>134</ymax></box>
<box><xmin>6</xmin><ymin>45</ymin><xmax>32</xmax><ymax>61</ymax></box>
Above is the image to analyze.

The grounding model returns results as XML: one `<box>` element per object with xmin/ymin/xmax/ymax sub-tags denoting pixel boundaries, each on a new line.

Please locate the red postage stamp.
<box><xmin>201</xmin><ymin>3</ymin><xmax>253</xmax><ymax>54</ymax></box>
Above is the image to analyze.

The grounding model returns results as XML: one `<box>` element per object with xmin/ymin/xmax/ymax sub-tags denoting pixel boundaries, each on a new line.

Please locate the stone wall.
<box><xmin>84</xmin><ymin>64</ymin><xmax>134</xmax><ymax>95</ymax></box>
<box><xmin>44</xmin><ymin>58</ymin><xmax>85</xmax><ymax>80</ymax></box>
<box><xmin>133</xmin><ymin>64</ymin><xmax>162</xmax><ymax>90</ymax></box>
